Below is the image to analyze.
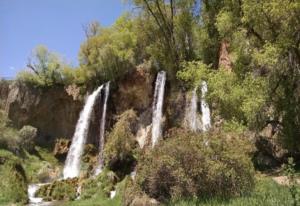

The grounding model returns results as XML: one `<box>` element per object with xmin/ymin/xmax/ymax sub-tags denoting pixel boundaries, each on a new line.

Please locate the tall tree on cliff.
<box><xmin>132</xmin><ymin>0</ymin><xmax>200</xmax><ymax>77</ymax></box>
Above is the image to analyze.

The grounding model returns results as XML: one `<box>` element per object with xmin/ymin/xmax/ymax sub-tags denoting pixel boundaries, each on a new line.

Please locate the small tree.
<box><xmin>18</xmin><ymin>125</ymin><xmax>37</xmax><ymax>152</ymax></box>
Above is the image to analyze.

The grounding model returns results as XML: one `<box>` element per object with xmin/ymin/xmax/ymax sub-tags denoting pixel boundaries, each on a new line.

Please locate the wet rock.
<box><xmin>113</xmin><ymin>63</ymin><xmax>154</xmax><ymax>114</ymax></box>
<box><xmin>36</xmin><ymin>178</ymin><xmax>79</xmax><ymax>201</ymax></box>
<box><xmin>53</xmin><ymin>138</ymin><xmax>71</xmax><ymax>161</ymax></box>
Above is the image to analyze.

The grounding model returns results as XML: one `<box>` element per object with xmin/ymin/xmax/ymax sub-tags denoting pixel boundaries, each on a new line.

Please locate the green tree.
<box><xmin>17</xmin><ymin>45</ymin><xmax>70</xmax><ymax>86</ymax></box>
<box><xmin>78</xmin><ymin>14</ymin><xmax>138</xmax><ymax>85</ymax></box>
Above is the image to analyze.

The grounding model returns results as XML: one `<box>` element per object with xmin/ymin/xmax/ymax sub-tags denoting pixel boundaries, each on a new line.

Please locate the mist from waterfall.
<box><xmin>94</xmin><ymin>82</ymin><xmax>110</xmax><ymax>175</ymax></box>
<box><xmin>151</xmin><ymin>71</ymin><xmax>166</xmax><ymax>147</ymax></box>
<box><xmin>63</xmin><ymin>85</ymin><xmax>103</xmax><ymax>179</ymax></box>
<box><xmin>201</xmin><ymin>81</ymin><xmax>211</xmax><ymax>131</ymax></box>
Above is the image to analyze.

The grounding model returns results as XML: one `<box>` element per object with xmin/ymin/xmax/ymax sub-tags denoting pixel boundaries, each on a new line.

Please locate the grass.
<box><xmin>169</xmin><ymin>177</ymin><xmax>295</xmax><ymax>206</ymax></box>
<box><xmin>22</xmin><ymin>146</ymin><xmax>62</xmax><ymax>183</ymax></box>
<box><xmin>62</xmin><ymin>175</ymin><xmax>128</xmax><ymax>206</ymax></box>
<box><xmin>59</xmin><ymin>175</ymin><xmax>298</xmax><ymax>206</ymax></box>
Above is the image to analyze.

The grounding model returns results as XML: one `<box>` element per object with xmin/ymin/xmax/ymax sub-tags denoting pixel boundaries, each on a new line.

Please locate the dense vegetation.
<box><xmin>2</xmin><ymin>0</ymin><xmax>300</xmax><ymax>205</ymax></box>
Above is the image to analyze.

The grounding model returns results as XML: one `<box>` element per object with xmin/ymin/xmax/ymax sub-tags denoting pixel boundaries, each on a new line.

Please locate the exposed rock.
<box><xmin>65</xmin><ymin>84</ymin><xmax>81</xmax><ymax>101</ymax></box>
<box><xmin>254</xmin><ymin>122</ymin><xmax>288</xmax><ymax>170</ymax></box>
<box><xmin>113</xmin><ymin>64</ymin><xmax>154</xmax><ymax>114</ymax></box>
<box><xmin>0</xmin><ymin>80</ymin><xmax>10</xmax><ymax>109</ymax></box>
<box><xmin>272</xmin><ymin>176</ymin><xmax>300</xmax><ymax>186</ymax></box>
<box><xmin>218</xmin><ymin>40</ymin><xmax>232</xmax><ymax>71</ymax></box>
<box><xmin>2</xmin><ymin>82</ymin><xmax>82</xmax><ymax>146</ymax></box>
<box><xmin>131</xmin><ymin>195</ymin><xmax>160</xmax><ymax>206</ymax></box>
<box><xmin>53</xmin><ymin>138</ymin><xmax>71</xmax><ymax>161</ymax></box>
<box><xmin>36</xmin><ymin>164</ymin><xmax>61</xmax><ymax>183</ymax></box>
<box><xmin>165</xmin><ymin>88</ymin><xmax>186</xmax><ymax>129</ymax></box>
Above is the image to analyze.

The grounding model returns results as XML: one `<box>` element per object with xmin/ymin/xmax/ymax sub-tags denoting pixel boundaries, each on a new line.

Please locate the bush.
<box><xmin>0</xmin><ymin>110</ymin><xmax>19</xmax><ymax>153</ymax></box>
<box><xmin>0</xmin><ymin>150</ymin><xmax>28</xmax><ymax>205</ymax></box>
<box><xmin>104</xmin><ymin>110</ymin><xmax>138</xmax><ymax>177</ymax></box>
<box><xmin>135</xmin><ymin>128</ymin><xmax>255</xmax><ymax>202</ymax></box>
<box><xmin>18</xmin><ymin>125</ymin><xmax>37</xmax><ymax>152</ymax></box>
<box><xmin>80</xmin><ymin>169</ymin><xmax>118</xmax><ymax>200</ymax></box>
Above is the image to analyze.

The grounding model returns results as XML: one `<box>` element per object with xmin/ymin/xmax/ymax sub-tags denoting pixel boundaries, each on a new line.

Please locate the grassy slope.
<box><xmin>170</xmin><ymin>177</ymin><xmax>293</xmax><ymax>206</ymax></box>
<box><xmin>60</xmin><ymin>175</ymin><xmax>297</xmax><ymax>206</ymax></box>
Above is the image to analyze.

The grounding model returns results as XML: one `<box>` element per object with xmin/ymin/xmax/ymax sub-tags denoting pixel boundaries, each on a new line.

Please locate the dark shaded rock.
<box><xmin>165</xmin><ymin>86</ymin><xmax>186</xmax><ymax>129</ymax></box>
<box><xmin>113</xmin><ymin>64</ymin><xmax>154</xmax><ymax>114</ymax></box>
<box><xmin>254</xmin><ymin>122</ymin><xmax>288</xmax><ymax>170</ymax></box>
<box><xmin>53</xmin><ymin>138</ymin><xmax>71</xmax><ymax>161</ymax></box>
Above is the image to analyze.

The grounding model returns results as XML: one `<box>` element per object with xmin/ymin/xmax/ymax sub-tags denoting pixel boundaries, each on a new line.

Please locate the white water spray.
<box><xmin>201</xmin><ymin>81</ymin><xmax>211</xmax><ymax>131</ymax></box>
<box><xmin>28</xmin><ymin>184</ymin><xmax>43</xmax><ymax>205</ymax></box>
<box><xmin>63</xmin><ymin>85</ymin><xmax>103</xmax><ymax>179</ymax></box>
<box><xmin>151</xmin><ymin>71</ymin><xmax>166</xmax><ymax>147</ymax></box>
<box><xmin>94</xmin><ymin>82</ymin><xmax>110</xmax><ymax>175</ymax></box>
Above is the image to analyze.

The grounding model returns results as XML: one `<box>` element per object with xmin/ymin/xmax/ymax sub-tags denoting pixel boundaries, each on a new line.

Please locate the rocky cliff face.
<box><xmin>1</xmin><ymin>82</ymin><xmax>83</xmax><ymax>146</ymax></box>
<box><xmin>0</xmin><ymin>67</ymin><xmax>187</xmax><ymax>148</ymax></box>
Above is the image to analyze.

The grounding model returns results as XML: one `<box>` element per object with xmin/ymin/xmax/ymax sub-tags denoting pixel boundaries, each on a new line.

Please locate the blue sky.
<box><xmin>0</xmin><ymin>0</ymin><xmax>131</xmax><ymax>78</ymax></box>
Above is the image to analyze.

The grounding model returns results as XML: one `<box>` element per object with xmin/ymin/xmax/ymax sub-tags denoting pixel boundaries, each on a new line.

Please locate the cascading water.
<box><xmin>94</xmin><ymin>82</ymin><xmax>110</xmax><ymax>175</ymax></box>
<box><xmin>28</xmin><ymin>184</ymin><xmax>43</xmax><ymax>205</ymax></box>
<box><xmin>185</xmin><ymin>88</ymin><xmax>201</xmax><ymax>132</ymax></box>
<box><xmin>201</xmin><ymin>81</ymin><xmax>211</xmax><ymax>131</ymax></box>
<box><xmin>63</xmin><ymin>85</ymin><xmax>103</xmax><ymax>179</ymax></box>
<box><xmin>151</xmin><ymin>71</ymin><xmax>166</xmax><ymax>147</ymax></box>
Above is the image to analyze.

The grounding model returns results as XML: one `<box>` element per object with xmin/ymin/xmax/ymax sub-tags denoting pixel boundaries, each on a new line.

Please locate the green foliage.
<box><xmin>79</xmin><ymin>14</ymin><xmax>138</xmax><ymax>85</ymax></box>
<box><xmin>80</xmin><ymin>169</ymin><xmax>117</xmax><ymax>200</ymax></box>
<box><xmin>0</xmin><ymin>110</ymin><xmax>20</xmax><ymax>152</ymax></box>
<box><xmin>177</xmin><ymin>61</ymin><xmax>267</xmax><ymax>130</ymax></box>
<box><xmin>17</xmin><ymin>45</ymin><xmax>72</xmax><ymax>87</ymax></box>
<box><xmin>63</xmin><ymin>173</ymin><xmax>126</xmax><ymax>206</ymax></box>
<box><xmin>18</xmin><ymin>125</ymin><xmax>37</xmax><ymax>152</ymax></box>
<box><xmin>135</xmin><ymin>128</ymin><xmax>255</xmax><ymax>202</ymax></box>
<box><xmin>169</xmin><ymin>177</ymin><xmax>298</xmax><ymax>206</ymax></box>
<box><xmin>37</xmin><ymin>179</ymin><xmax>78</xmax><ymax>201</ymax></box>
<box><xmin>104</xmin><ymin>110</ymin><xmax>137</xmax><ymax>177</ymax></box>
<box><xmin>284</xmin><ymin>157</ymin><xmax>300</xmax><ymax>206</ymax></box>
<box><xmin>131</xmin><ymin>0</ymin><xmax>199</xmax><ymax>79</ymax></box>
<box><xmin>0</xmin><ymin>150</ymin><xmax>27</xmax><ymax>205</ymax></box>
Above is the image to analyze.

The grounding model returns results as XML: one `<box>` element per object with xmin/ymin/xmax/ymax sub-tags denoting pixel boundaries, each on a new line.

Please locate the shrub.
<box><xmin>0</xmin><ymin>110</ymin><xmax>19</xmax><ymax>153</ymax></box>
<box><xmin>135</xmin><ymin>128</ymin><xmax>255</xmax><ymax>202</ymax></box>
<box><xmin>0</xmin><ymin>150</ymin><xmax>28</xmax><ymax>204</ymax></box>
<box><xmin>104</xmin><ymin>110</ymin><xmax>138</xmax><ymax>177</ymax></box>
<box><xmin>18</xmin><ymin>125</ymin><xmax>37</xmax><ymax>152</ymax></box>
<box><xmin>80</xmin><ymin>169</ymin><xmax>118</xmax><ymax>199</ymax></box>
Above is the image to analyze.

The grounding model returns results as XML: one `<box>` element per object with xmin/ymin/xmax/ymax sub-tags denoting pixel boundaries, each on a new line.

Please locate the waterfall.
<box><xmin>63</xmin><ymin>85</ymin><xmax>103</xmax><ymax>179</ymax></box>
<box><xmin>94</xmin><ymin>82</ymin><xmax>110</xmax><ymax>175</ymax></box>
<box><xmin>185</xmin><ymin>88</ymin><xmax>202</xmax><ymax>132</ymax></box>
<box><xmin>28</xmin><ymin>184</ymin><xmax>43</xmax><ymax>204</ymax></box>
<box><xmin>201</xmin><ymin>81</ymin><xmax>211</xmax><ymax>131</ymax></box>
<box><xmin>151</xmin><ymin>71</ymin><xmax>166</xmax><ymax>147</ymax></box>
